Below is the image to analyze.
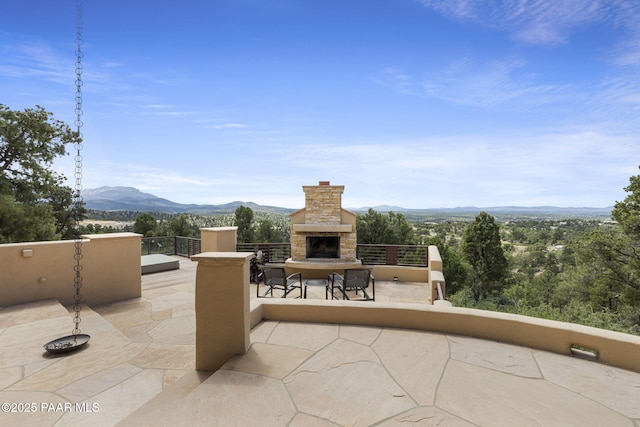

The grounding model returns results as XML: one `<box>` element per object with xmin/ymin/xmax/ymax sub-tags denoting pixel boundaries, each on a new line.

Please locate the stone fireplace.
<box><xmin>285</xmin><ymin>181</ymin><xmax>361</xmax><ymax>276</ymax></box>
<box><xmin>306</xmin><ymin>235</ymin><xmax>340</xmax><ymax>259</ymax></box>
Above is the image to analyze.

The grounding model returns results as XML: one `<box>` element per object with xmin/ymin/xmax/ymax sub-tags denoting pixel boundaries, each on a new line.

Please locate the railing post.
<box><xmin>426</xmin><ymin>245</ymin><xmax>429</xmax><ymax>266</ymax></box>
<box><xmin>385</xmin><ymin>245</ymin><xmax>398</xmax><ymax>265</ymax></box>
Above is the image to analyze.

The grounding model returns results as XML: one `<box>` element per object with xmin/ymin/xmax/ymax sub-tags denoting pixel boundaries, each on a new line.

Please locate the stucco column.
<box><xmin>427</xmin><ymin>245</ymin><xmax>449</xmax><ymax>305</ymax></box>
<box><xmin>192</xmin><ymin>252</ymin><xmax>253</xmax><ymax>371</ymax></box>
<box><xmin>200</xmin><ymin>227</ymin><xmax>238</xmax><ymax>252</ymax></box>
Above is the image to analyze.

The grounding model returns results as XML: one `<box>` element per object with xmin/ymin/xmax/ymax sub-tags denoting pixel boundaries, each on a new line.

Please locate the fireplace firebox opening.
<box><xmin>306</xmin><ymin>236</ymin><xmax>340</xmax><ymax>259</ymax></box>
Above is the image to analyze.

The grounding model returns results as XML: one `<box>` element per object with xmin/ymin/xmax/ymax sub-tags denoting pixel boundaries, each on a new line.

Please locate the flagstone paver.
<box><xmin>0</xmin><ymin>257</ymin><xmax>638</xmax><ymax>427</ymax></box>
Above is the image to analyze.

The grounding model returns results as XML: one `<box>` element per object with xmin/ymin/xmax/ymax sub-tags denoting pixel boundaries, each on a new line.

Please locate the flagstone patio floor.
<box><xmin>1</xmin><ymin>256</ymin><xmax>639</xmax><ymax>426</ymax></box>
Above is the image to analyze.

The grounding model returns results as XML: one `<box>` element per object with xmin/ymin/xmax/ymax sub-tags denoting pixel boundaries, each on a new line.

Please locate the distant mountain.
<box><xmin>356</xmin><ymin>205</ymin><xmax>408</xmax><ymax>212</ymax></box>
<box><xmin>351</xmin><ymin>204</ymin><xmax>612</xmax><ymax>217</ymax></box>
<box><xmin>83</xmin><ymin>186</ymin><xmax>613</xmax><ymax>219</ymax></box>
<box><xmin>351</xmin><ymin>205</ymin><xmax>613</xmax><ymax>220</ymax></box>
<box><xmin>82</xmin><ymin>186</ymin><xmax>293</xmax><ymax>214</ymax></box>
<box><xmin>83</xmin><ymin>187</ymin><xmax>184</xmax><ymax>211</ymax></box>
<box><xmin>446</xmin><ymin>206</ymin><xmax>613</xmax><ymax>217</ymax></box>
<box><xmin>417</xmin><ymin>206</ymin><xmax>612</xmax><ymax>217</ymax></box>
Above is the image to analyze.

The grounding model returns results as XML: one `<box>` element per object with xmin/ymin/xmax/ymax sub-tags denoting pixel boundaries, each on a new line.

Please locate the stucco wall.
<box><xmin>200</xmin><ymin>227</ymin><xmax>238</xmax><ymax>252</ymax></box>
<box><xmin>0</xmin><ymin>233</ymin><xmax>141</xmax><ymax>307</ymax></box>
<box><xmin>251</xmin><ymin>299</ymin><xmax>640</xmax><ymax>374</ymax></box>
<box><xmin>370</xmin><ymin>245</ymin><xmax>443</xmax><ymax>302</ymax></box>
<box><xmin>368</xmin><ymin>265</ymin><xmax>429</xmax><ymax>282</ymax></box>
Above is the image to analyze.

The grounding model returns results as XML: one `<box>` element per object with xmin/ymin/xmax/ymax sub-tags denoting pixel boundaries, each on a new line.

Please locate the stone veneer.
<box><xmin>289</xmin><ymin>182</ymin><xmax>357</xmax><ymax>262</ymax></box>
<box><xmin>302</xmin><ymin>182</ymin><xmax>343</xmax><ymax>224</ymax></box>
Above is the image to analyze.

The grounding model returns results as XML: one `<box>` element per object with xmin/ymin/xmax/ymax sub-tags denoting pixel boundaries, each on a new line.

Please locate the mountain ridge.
<box><xmin>82</xmin><ymin>186</ymin><xmax>613</xmax><ymax>218</ymax></box>
<box><xmin>83</xmin><ymin>186</ymin><xmax>292</xmax><ymax>214</ymax></box>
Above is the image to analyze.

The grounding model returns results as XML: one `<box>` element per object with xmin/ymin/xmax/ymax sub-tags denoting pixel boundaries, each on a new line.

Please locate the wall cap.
<box><xmin>192</xmin><ymin>252</ymin><xmax>254</xmax><ymax>263</ymax></box>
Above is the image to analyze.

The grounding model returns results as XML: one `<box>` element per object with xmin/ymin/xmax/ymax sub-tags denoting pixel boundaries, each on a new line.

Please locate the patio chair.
<box><xmin>328</xmin><ymin>268</ymin><xmax>375</xmax><ymax>301</ymax></box>
<box><xmin>257</xmin><ymin>267</ymin><xmax>303</xmax><ymax>298</ymax></box>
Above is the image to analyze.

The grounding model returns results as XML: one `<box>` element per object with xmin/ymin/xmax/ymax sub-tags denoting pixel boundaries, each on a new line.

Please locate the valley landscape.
<box><xmin>83</xmin><ymin>186</ymin><xmax>613</xmax><ymax>221</ymax></box>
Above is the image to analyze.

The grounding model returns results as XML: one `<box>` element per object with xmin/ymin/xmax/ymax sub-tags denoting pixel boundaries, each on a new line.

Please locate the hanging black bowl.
<box><xmin>44</xmin><ymin>334</ymin><xmax>90</xmax><ymax>354</ymax></box>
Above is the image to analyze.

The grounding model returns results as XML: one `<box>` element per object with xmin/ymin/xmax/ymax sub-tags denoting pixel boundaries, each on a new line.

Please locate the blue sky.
<box><xmin>1</xmin><ymin>0</ymin><xmax>639</xmax><ymax>209</ymax></box>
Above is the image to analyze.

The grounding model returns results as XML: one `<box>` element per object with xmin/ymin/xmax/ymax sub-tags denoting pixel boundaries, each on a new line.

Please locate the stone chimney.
<box><xmin>302</xmin><ymin>181</ymin><xmax>344</xmax><ymax>225</ymax></box>
<box><xmin>289</xmin><ymin>181</ymin><xmax>357</xmax><ymax>262</ymax></box>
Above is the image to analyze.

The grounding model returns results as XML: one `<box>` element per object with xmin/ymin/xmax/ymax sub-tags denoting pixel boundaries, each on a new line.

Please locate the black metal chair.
<box><xmin>257</xmin><ymin>267</ymin><xmax>303</xmax><ymax>298</ymax></box>
<box><xmin>328</xmin><ymin>268</ymin><xmax>375</xmax><ymax>301</ymax></box>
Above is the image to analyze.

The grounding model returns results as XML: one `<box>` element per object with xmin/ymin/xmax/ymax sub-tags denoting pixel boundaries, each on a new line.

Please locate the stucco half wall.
<box><xmin>249</xmin><ymin>299</ymin><xmax>640</xmax><ymax>374</ymax></box>
<box><xmin>0</xmin><ymin>233</ymin><xmax>142</xmax><ymax>307</ymax></box>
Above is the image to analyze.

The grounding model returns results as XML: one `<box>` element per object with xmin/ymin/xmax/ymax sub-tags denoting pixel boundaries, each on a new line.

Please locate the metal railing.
<box><xmin>141</xmin><ymin>236</ymin><xmax>201</xmax><ymax>258</ymax></box>
<box><xmin>236</xmin><ymin>243</ymin><xmax>291</xmax><ymax>263</ymax></box>
<box><xmin>141</xmin><ymin>238</ymin><xmax>428</xmax><ymax>267</ymax></box>
<box><xmin>357</xmin><ymin>244</ymin><xmax>428</xmax><ymax>267</ymax></box>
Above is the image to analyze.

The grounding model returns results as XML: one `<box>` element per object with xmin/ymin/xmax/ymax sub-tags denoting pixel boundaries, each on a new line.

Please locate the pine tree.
<box><xmin>461</xmin><ymin>212</ymin><xmax>508</xmax><ymax>302</ymax></box>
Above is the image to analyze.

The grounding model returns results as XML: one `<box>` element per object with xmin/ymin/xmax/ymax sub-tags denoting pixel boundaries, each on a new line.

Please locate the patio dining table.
<box><xmin>303</xmin><ymin>278</ymin><xmax>329</xmax><ymax>299</ymax></box>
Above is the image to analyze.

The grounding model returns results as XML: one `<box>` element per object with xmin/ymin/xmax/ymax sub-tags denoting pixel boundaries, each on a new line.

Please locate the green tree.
<box><xmin>386</xmin><ymin>211</ymin><xmax>417</xmax><ymax>244</ymax></box>
<box><xmin>0</xmin><ymin>194</ymin><xmax>57</xmax><ymax>242</ymax></box>
<box><xmin>50</xmin><ymin>185</ymin><xmax>82</xmax><ymax>239</ymax></box>
<box><xmin>578</xmin><ymin>229</ymin><xmax>640</xmax><ymax>309</ymax></box>
<box><xmin>461</xmin><ymin>212</ymin><xmax>509</xmax><ymax>302</ymax></box>
<box><xmin>0</xmin><ymin>104</ymin><xmax>78</xmax><ymax>242</ymax></box>
<box><xmin>612</xmin><ymin>166</ymin><xmax>640</xmax><ymax>237</ymax></box>
<box><xmin>168</xmin><ymin>214</ymin><xmax>192</xmax><ymax>237</ymax></box>
<box><xmin>356</xmin><ymin>209</ymin><xmax>416</xmax><ymax>244</ymax></box>
<box><xmin>234</xmin><ymin>205</ymin><xmax>255</xmax><ymax>243</ymax></box>
<box><xmin>134</xmin><ymin>212</ymin><xmax>157</xmax><ymax>237</ymax></box>
<box><xmin>255</xmin><ymin>219</ymin><xmax>285</xmax><ymax>243</ymax></box>
<box><xmin>576</xmin><ymin>167</ymin><xmax>640</xmax><ymax>309</ymax></box>
<box><xmin>425</xmin><ymin>235</ymin><xmax>470</xmax><ymax>296</ymax></box>
<box><xmin>357</xmin><ymin>208</ymin><xmax>387</xmax><ymax>244</ymax></box>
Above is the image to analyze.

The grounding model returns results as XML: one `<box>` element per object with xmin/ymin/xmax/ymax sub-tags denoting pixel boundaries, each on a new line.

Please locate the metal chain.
<box><xmin>72</xmin><ymin>0</ymin><xmax>84</xmax><ymax>337</ymax></box>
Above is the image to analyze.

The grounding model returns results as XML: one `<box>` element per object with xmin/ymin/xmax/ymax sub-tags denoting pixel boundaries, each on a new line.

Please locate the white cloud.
<box><xmin>580</xmin><ymin>76</ymin><xmax>640</xmax><ymax>132</ymax></box>
<box><xmin>500</xmin><ymin>0</ymin><xmax>606</xmax><ymax>45</ymax></box>
<box><xmin>59</xmin><ymin>126</ymin><xmax>639</xmax><ymax>209</ymax></box>
<box><xmin>417</xmin><ymin>0</ymin><xmax>630</xmax><ymax>46</ymax></box>
<box><xmin>0</xmin><ymin>41</ymin><xmax>72</xmax><ymax>85</ymax></box>
<box><xmin>418</xmin><ymin>0</ymin><xmax>484</xmax><ymax>22</ymax></box>
<box><xmin>375</xmin><ymin>58</ymin><xmax>564</xmax><ymax>109</ymax></box>
<box><xmin>78</xmin><ymin>161</ymin><xmax>222</xmax><ymax>191</ymax></box>
<box><xmin>209</xmin><ymin>123</ymin><xmax>250</xmax><ymax>130</ymax></box>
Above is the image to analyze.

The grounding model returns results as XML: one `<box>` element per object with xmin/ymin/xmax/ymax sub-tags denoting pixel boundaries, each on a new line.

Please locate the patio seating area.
<box><xmin>256</xmin><ymin>267</ymin><xmax>303</xmax><ymax>299</ymax></box>
<box><xmin>1</xmin><ymin>256</ymin><xmax>639</xmax><ymax>426</ymax></box>
<box><xmin>328</xmin><ymin>268</ymin><xmax>376</xmax><ymax>301</ymax></box>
